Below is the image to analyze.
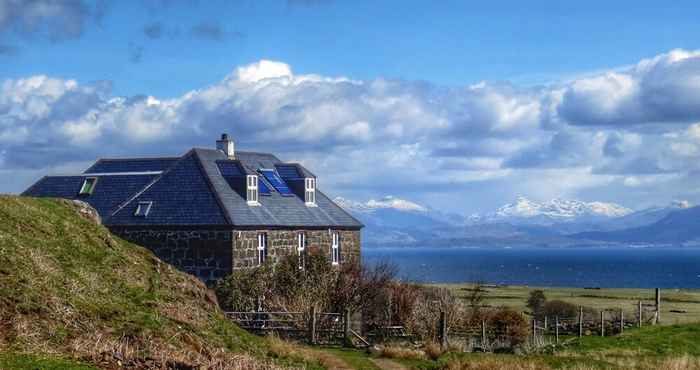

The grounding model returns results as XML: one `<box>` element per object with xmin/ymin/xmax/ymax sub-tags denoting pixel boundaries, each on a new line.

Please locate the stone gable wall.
<box><xmin>111</xmin><ymin>228</ymin><xmax>234</xmax><ymax>282</ymax></box>
<box><xmin>111</xmin><ymin>227</ymin><xmax>361</xmax><ymax>282</ymax></box>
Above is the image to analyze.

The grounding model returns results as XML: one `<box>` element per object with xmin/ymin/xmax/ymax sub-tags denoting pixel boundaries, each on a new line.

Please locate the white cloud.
<box><xmin>4</xmin><ymin>51</ymin><xmax>700</xmax><ymax>212</ymax></box>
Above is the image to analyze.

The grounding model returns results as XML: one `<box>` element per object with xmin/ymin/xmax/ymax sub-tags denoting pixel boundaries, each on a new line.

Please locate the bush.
<box><xmin>526</xmin><ymin>290</ymin><xmax>546</xmax><ymax>317</ymax></box>
<box><xmin>214</xmin><ymin>252</ymin><xmax>396</xmax><ymax>315</ymax></box>
<box><xmin>542</xmin><ymin>300</ymin><xmax>578</xmax><ymax>319</ymax></box>
<box><xmin>488</xmin><ymin>307</ymin><xmax>529</xmax><ymax>345</ymax></box>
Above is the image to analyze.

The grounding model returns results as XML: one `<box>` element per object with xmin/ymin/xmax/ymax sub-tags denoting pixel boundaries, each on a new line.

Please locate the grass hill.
<box><xmin>0</xmin><ymin>196</ymin><xmax>293</xmax><ymax>369</ymax></box>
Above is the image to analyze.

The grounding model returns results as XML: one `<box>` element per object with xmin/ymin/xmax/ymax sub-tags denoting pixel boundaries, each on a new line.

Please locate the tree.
<box><xmin>526</xmin><ymin>290</ymin><xmax>546</xmax><ymax>317</ymax></box>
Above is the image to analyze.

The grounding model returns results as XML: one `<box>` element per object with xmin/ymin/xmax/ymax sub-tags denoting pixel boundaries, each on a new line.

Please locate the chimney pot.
<box><xmin>216</xmin><ymin>133</ymin><xmax>235</xmax><ymax>159</ymax></box>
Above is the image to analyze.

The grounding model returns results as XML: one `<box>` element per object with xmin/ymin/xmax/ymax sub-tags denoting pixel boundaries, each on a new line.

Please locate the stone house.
<box><xmin>23</xmin><ymin>134</ymin><xmax>363</xmax><ymax>282</ymax></box>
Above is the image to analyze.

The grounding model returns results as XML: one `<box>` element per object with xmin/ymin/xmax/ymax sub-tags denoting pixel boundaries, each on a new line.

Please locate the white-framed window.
<box><xmin>247</xmin><ymin>175</ymin><xmax>259</xmax><ymax>205</ymax></box>
<box><xmin>305</xmin><ymin>177</ymin><xmax>316</xmax><ymax>206</ymax></box>
<box><xmin>134</xmin><ymin>201</ymin><xmax>153</xmax><ymax>217</ymax></box>
<box><xmin>79</xmin><ymin>177</ymin><xmax>98</xmax><ymax>195</ymax></box>
<box><xmin>257</xmin><ymin>233</ymin><xmax>267</xmax><ymax>266</ymax></box>
<box><xmin>297</xmin><ymin>232</ymin><xmax>307</xmax><ymax>270</ymax></box>
<box><xmin>331</xmin><ymin>231</ymin><xmax>340</xmax><ymax>265</ymax></box>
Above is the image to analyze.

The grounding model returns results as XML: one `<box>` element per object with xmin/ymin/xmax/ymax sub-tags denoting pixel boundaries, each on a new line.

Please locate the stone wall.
<box><xmin>232</xmin><ymin>229</ymin><xmax>361</xmax><ymax>269</ymax></box>
<box><xmin>111</xmin><ymin>227</ymin><xmax>361</xmax><ymax>282</ymax></box>
<box><xmin>111</xmin><ymin>228</ymin><xmax>234</xmax><ymax>282</ymax></box>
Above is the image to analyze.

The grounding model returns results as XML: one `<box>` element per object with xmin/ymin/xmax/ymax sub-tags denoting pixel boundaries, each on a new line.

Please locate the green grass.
<box><xmin>322</xmin><ymin>347</ymin><xmax>381</xmax><ymax>369</ymax></box>
<box><xmin>432</xmin><ymin>283</ymin><xmax>700</xmax><ymax>324</ymax></box>
<box><xmin>315</xmin><ymin>323</ymin><xmax>700</xmax><ymax>370</ymax></box>
<box><xmin>0</xmin><ymin>196</ymin><xmax>298</xmax><ymax>368</ymax></box>
<box><xmin>571</xmin><ymin>323</ymin><xmax>700</xmax><ymax>356</ymax></box>
<box><xmin>0</xmin><ymin>353</ymin><xmax>97</xmax><ymax>370</ymax></box>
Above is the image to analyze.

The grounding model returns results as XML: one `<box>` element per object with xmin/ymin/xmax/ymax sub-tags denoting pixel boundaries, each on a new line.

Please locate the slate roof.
<box><xmin>23</xmin><ymin>173</ymin><xmax>159</xmax><ymax>217</ymax></box>
<box><xmin>23</xmin><ymin>148</ymin><xmax>362</xmax><ymax>229</ymax></box>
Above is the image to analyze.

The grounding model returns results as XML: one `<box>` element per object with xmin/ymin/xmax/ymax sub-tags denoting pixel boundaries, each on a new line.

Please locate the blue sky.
<box><xmin>4</xmin><ymin>1</ymin><xmax>700</xmax><ymax>96</ymax></box>
<box><xmin>2</xmin><ymin>0</ymin><xmax>700</xmax><ymax>214</ymax></box>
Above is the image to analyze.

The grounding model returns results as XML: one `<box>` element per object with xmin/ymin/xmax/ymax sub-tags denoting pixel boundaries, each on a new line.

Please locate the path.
<box><xmin>370</xmin><ymin>358</ymin><xmax>410</xmax><ymax>370</ymax></box>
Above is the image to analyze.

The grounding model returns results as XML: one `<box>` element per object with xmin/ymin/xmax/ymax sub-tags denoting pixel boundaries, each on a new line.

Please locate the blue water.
<box><xmin>362</xmin><ymin>247</ymin><xmax>700</xmax><ymax>288</ymax></box>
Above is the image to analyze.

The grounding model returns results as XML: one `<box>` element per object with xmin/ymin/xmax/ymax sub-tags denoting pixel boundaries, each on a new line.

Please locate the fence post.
<box><xmin>620</xmin><ymin>309</ymin><xmax>624</xmax><ymax>334</ymax></box>
<box><xmin>544</xmin><ymin>316</ymin><xmax>548</xmax><ymax>331</ymax></box>
<box><xmin>638</xmin><ymin>301</ymin><xmax>643</xmax><ymax>328</ymax></box>
<box><xmin>532</xmin><ymin>319</ymin><xmax>537</xmax><ymax>345</ymax></box>
<box><xmin>600</xmin><ymin>311</ymin><xmax>604</xmax><ymax>337</ymax></box>
<box><xmin>481</xmin><ymin>320</ymin><xmax>487</xmax><ymax>348</ymax></box>
<box><xmin>309</xmin><ymin>306</ymin><xmax>317</xmax><ymax>345</ymax></box>
<box><xmin>344</xmin><ymin>308</ymin><xmax>351</xmax><ymax>346</ymax></box>
<box><xmin>655</xmin><ymin>288</ymin><xmax>661</xmax><ymax>325</ymax></box>
<box><xmin>438</xmin><ymin>311</ymin><xmax>447</xmax><ymax>349</ymax></box>
<box><xmin>555</xmin><ymin>316</ymin><xmax>559</xmax><ymax>344</ymax></box>
<box><xmin>578</xmin><ymin>306</ymin><xmax>583</xmax><ymax>337</ymax></box>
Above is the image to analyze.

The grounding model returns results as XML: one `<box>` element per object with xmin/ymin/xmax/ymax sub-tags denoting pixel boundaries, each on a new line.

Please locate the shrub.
<box><xmin>214</xmin><ymin>252</ymin><xmax>396</xmax><ymax>316</ymax></box>
<box><xmin>424</xmin><ymin>341</ymin><xmax>444</xmax><ymax>360</ymax></box>
<box><xmin>542</xmin><ymin>300</ymin><xmax>578</xmax><ymax>320</ymax></box>
<box><xmin>488</xmin><ymin>307</ymin><xmax>529</xmax><ymax>345</ymax></box>
<box><xmin>526</xmin><ymin>290</ymin><xmax>546</xmax><ymax>317</ymax></box>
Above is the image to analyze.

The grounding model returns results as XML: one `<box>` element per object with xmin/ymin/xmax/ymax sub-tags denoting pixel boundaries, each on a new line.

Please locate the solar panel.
<box><xmin>216</xmin><ymin>161</ymin><xmax>243</xmax><ymax>177</ymax></box>
<box><xmin>275</xmin><ymin>164</ymin><xmax>301</xmax><ymax>179</ymax></box>
<box><xmin>259</xmin><ymin>169</ymin><xmax>294</xmax><ymax>196</ymax></box>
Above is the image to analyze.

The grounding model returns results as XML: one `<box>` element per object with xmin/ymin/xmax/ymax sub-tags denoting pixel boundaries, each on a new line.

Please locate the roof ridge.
<box><xmin>95</xmin><ymin>156</ymin><xmax>180</xmax><ymax>161</ymax></box>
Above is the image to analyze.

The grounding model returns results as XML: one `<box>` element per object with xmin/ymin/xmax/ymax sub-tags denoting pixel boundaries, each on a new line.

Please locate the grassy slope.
<box><xmin>0</xmin><ymin>196</ymin><xmax>293</xmax><ymax>369</ymax></box>
<box><xmin>433</xmin><ymin>284</ymin><xmax>700</xmax><ymax>324</ymax></box>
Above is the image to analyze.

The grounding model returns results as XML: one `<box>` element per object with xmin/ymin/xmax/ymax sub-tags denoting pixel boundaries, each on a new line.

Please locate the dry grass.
<box><xmin>0</xmin><ymin>197</ymin><xmax>289</xmax><ymax>369</ymax></box>
<box><xmin>267</xmin><ymin>335</ymin><xmax>351</xmax><ymax>369</ymax></box>
<box><xmin>440</xmin><ymin>356</ymin><xmax>551</xmax><ymax>370</ymax></box>
<box><xmin>424</xmin><ymin>342</ymin><xmax>444</xmax><ymax>360</ymax></box>
<box><xmin>379</xmin><ymin>345</ymin><xmax>425</xmax><ymax>361</ymax></box>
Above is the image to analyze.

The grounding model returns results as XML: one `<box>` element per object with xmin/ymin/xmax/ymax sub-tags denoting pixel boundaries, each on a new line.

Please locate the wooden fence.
<box><xmin>225</xmin><ymin>307</ymin><xmax>351</xmax><ymax>345</ymax></box>
<box><xmin>227</xmin><ymin>289</ymin><xmax>665</xmax><ymax>351</ymax></box>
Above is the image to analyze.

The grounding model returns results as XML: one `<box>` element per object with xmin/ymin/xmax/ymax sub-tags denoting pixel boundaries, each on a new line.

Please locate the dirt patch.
<box><xmin>371</xmin><ymin>358</ymin><xmax>410</xmax><ymax>370</ymax></box>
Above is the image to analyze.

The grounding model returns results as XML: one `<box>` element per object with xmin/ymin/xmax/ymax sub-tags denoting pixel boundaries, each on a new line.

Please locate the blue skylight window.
<box><xmin>259</xmin><ymin>169</ymin><xmax>294</xmax><ymax>196</ymax></box>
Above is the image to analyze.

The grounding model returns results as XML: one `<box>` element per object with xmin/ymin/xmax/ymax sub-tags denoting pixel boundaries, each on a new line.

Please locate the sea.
<box><xmin>362</xmin><ymin>247</ymin><xmax>700</xmax><ymax>289</ymax></box>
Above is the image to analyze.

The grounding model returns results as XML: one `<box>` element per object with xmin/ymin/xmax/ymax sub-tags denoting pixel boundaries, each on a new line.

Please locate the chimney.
<box><xmin>216</xmin><ymin>133</ymin><xmax>235</xmax><ymax>158</ymax></box>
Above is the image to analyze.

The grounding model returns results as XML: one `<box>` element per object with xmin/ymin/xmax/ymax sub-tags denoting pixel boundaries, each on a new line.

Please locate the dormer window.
<box><xmin>79</xmin><ymin>177</ymin><xmax>97</xmax><ymax>195</ymax></box>
<box><xmin>134</xmin><ymin>201</ymin><xmax>152</xmax><ymax>217</ymax></box>
<box><xmin>247</xmin><ymin>175</ymin><xmax>259</xmax><ymax>205</ymax></box>
<box><xmin>305</xmin><ymin>178</ymin><xmax>316</xmax><ymax>206</ymax></box>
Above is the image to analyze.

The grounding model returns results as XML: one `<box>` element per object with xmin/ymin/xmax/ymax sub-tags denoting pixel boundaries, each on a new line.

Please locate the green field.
<box><xmin>430</xmin><ymin>284</ymin><xmax>700</xmax><ymax>324</ymax></box>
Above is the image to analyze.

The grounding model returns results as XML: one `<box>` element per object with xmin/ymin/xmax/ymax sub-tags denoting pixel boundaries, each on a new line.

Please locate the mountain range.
<box><xmin>336</xmin><ymin>196</ymin><xmax>697</xmax><ymax>247</ymax></box>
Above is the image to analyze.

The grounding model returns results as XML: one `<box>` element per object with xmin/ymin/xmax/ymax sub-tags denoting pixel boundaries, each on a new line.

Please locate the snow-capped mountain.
<box><xmin>334</xmin><ymin>196</ymin><xmax>428</xmax><ymax>213</ymax></box>
<box><xmin>336</xmin><ymin>195</ymin><xmax>693</xmax><ymax>247</ymax></box>
<box><xmin>594</xmin><ymin>200</ymin><xmax>692</xmax><ymax>231</ymax></box>
<box><xmin>335</xmin><ymin>196</ymin><xmax>462</xmax><ymax>246</ymax></box>
<box><xmin>469</xmin><ymin>196</ymin><xmax>632</xmax><ymax>225</ymax></box>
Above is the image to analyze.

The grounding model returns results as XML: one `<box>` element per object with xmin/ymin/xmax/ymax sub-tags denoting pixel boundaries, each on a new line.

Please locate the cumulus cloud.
<box><xmin>4</xmin><ymin>50</ymin><xmax>700</xmax><ymax>211</ymax></box>
<box><xmin>558</xmin><ymin>49</ymin><xmax>700</xmax><ymax>127</ymax></box>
